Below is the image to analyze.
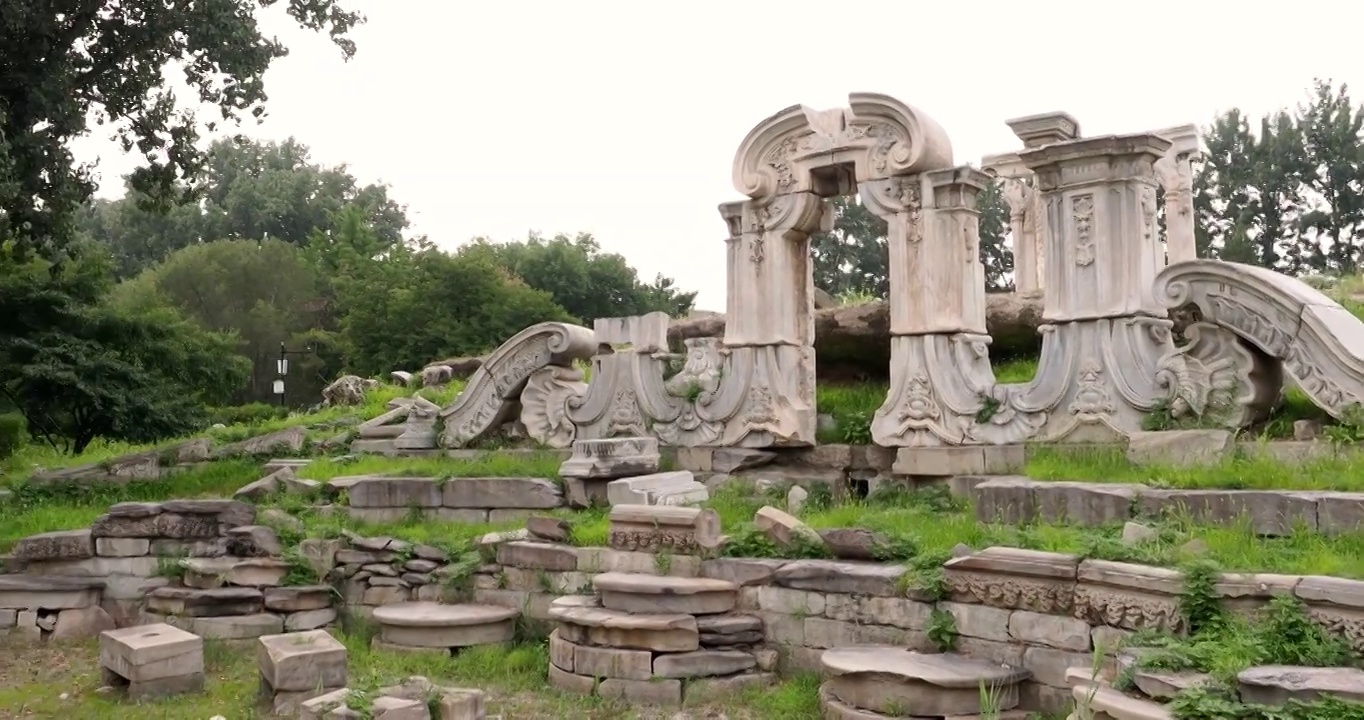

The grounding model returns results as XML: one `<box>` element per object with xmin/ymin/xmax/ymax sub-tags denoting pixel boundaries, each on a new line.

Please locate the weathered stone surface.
<box><xmin>1008</xmin><ymin>609</ymin><xmax>1091</xmax><ymax>651</ymax></box>
<box><xmin>95</xmin><ymin>537</ymin><xmax>151</xmax><ymax>557</ymax></box>
<box><xmin>0</xmin><ymin>575</ymin><xmax>102</xmax><ymax>610</ymax></box>
<box><xmin>51</xmin><ymin>605</ymin><xmax>116</xmax><ymax>638</ymax></box>
<box><xmin>773</xmin><ymin>560</ymin><xmax>906</xmax><ymax>597</ymax></box>
<box><xmin>12</xmin><ymin>529</ymin><xmax>94</xmax><ymax>561</ymax></box>
<box><xmin>496</xmin><ymin>541</ymin><xmax>577</xmax><ymax>571</ymax></box>
<box><xmin>257</xmin><ymin>629</ymin><xmax>348</xmax><ymax>692</ymax></box>
<box><xmin>944</xmin><ymin>547</ymin><xmax>1079</xmax><ymax>612</ymax></box>
<box><xmin>347</xmin><ymin>478</ymin><xmax>442</xmax><ymax>508</ymax></box>
<box><xmin>1074</xmin><ymin>559</ymin><xmax>1184</xmax><ymax>632</ymax></box>
<box><xmin>549</xmin><ymin>595</ymin><xmax>699</xmax><ymax>652</ymax></box>
<box><xmin>820</xmin><ymin>645</ymin><xmax>1029</xmax><ymax>716</ymax></box>
<box><xmin>654</xmin><ymin>649</ymin><xmax>756</xmax><ymax>678</ymax></box>
<box><xmin>212</xmin><ymin>426</ymin><xmax>307</xmax><ymax>459</ymax></box>
<box><xmin>594</xmin><ymin>572</ymin><xmax>738</xmax><ymax>615</ymax></box>
<box><xmin>1126</xmin><ymin>429</ymin><xmax>1233</xmax><ymax>467</ymax></box>
<box><xmin>818</xmin><ymin>528</ymin><xmax>888</xmax><ymax>560</ymax></box>
<box><xmin>559</xmin><ymin>437</ymin><xmax>660</xmax><ymax>480</ymax></box>
<box><xmin>371</xmin><ymin>602</ymin><xmax>518</xmax><ymax>648</ymax></box>
<box><xmin>754</xmin><ymin>506</ymin><xmax>823</xmax><ymax>549</ymax></box>
<box><xmin>100</xmin><ymin>622</ymin><xmax>203</xmax><ymax>684</ymax></box>
<box><xmin>608</xmin><ymin>504</ymin><xmax>722</xmax><ymax>553</ymax></box>
<box><xmin>606</xmin><ymin>471</ymin><xmax>708</xmax><ymax>506</ymax></box>
<box><xmin>574</xmin><ymin>643</ymin><xmax>652</xmax><ymax>680</ymax></box>
<box><xmin>441</xmin><ymin>477</ymin><xmax>563</xmax><ymax>509</ymax></box>
<box><xmin>1138</xmin><ymin>489</ymin><xmax>1319</xmax><ymax>536</ymax></box>
<box><xmin>285</xmin><ymin>608</ymin><xmax>338</xmax><ymax>631</ymax></box>
<box><xmin>1238</xmin><ymin>665</ymin><xmax>1364</xmax><ymax>706</ymax></box>
<box><xmin>1133</xmin><ymin>669</ymin><xmax>1213</xmax><ymax>699</ymax></box>
<box><xmin>264</xmin><ymin>585</ymin><xmax>333</xmax><ymax>612</ymax></box>
<box><xmin>701</xmin><ymin>558</ymin><xmax>788</xmax><ymax>586</ymax></box>
<box><xmin>225</xmin><ymin>525</ymin><xmax>282</xmax><ymax>557</ymax></box>
<box><xmin>710</xmin><ymin>448</ymin><xmax>777</xmax><ymax>473</ymax></box>
<box><xmin>598</xmin><ymin>677</ymin><xmax>682</xmax><ymax>705</ymax></box>
<box><xmin>161</xmin><ymin>498</ymin><xmax>255</xmax><ymax>528</ymax></box>
<box><xmin>525</xmin><ymin>515</ymin><xmax>571</xmax><ymax>543</ymax></box>
<box><xmin>145</xmin><ymin>586</ymin><xmax>264</xmax><ymax>617</ymax></box>
<box><xmin>163</xmin><ymin>611</ymin><xmax>285</xmax><ymax>639</ymax></box>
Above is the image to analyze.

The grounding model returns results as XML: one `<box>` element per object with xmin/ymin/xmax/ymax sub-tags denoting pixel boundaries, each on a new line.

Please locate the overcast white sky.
<box><xmin>72</xmin><ymin>0</ymin><xmax>1364</xmax><ymax>312</ymax></box>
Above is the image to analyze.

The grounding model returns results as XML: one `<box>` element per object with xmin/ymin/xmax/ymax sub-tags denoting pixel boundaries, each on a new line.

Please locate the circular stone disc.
<box><xmin>821</xmin><ymin>646</ymin><xmax>1029</xmax><ymax>688</ymax></box>
<box><xmin>372</xmin><ymin>602</ymin><xmax>518</xmax><ymax>628</ymax></box>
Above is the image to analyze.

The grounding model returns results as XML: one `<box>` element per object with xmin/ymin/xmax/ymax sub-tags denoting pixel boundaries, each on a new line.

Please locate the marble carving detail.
<box><xmin>519</xmin><ymin>366</ymin><xmax>588</xmax><ymax>449</ymax></box>
<box><xmin>439</xmin><ymin>322</ymin><xmax>596</xmax><ymax>448</ymax></box>
<box><xmin>1155</xmin><ymin>259</ymin><xmax>1362</xmax><ymax>421</ymax></box>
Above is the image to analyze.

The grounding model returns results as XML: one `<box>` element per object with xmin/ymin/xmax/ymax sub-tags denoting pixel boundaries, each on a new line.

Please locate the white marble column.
<box><xmin>1016</xmin><ymin>133</ymin><xmax>1180</xmax><ymax>441</ymax></box>
<box><xmin>1152</xmin><ymin>124</ymin><xmax>1201</xmax><ymax>265</ymax></box>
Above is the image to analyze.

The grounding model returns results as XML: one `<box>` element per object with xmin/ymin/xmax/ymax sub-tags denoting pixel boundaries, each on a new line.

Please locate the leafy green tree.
<box><xmin>112</xmin><ymin>239</ymin><xmax>331</xmax><ymax>406</ymax></box>
<box><xmin>1296</xmin><ymin>79</ymin><xmax>1364</xmax><ymax>273</ymax></box>
<box><xmin>1194</xmin><ymin>109</ymin><xmax>1262</xmax><ymax>264</ymax></box>
<box><xmin>459</xmin><ymin>233</ymin><xmax>697</xmax><ymax>321</ymax></box>
<box><xmin>0</xmin><ymin>1</ymin><xmax>362</xmax><ymax>264</ymax></box>
<box><xmin>809</xmin><ymin>185</ymin><xmax>1015</xmax><ymax>299</ymax></box>
<box><xmin>0</xmin><ymin>252</ymin><xmax>247</xmax><ymax>453</ymax></box>
<box><xmin>977</xmin><ymin>180</ymin><xmax>1014</xmax><ymax>292</ymax></box>
<box><xmin>334</xmin><ymin>243</ymin><xmax>575</xmax><ymax>376</ymax></box>
<box><xmin>810</xmin><ymin>196</ymin><xmax>889</xmax><ymax>299</ymax></box>
<box><xmin>83</xmin><ymin>137</ymin><xmax>408</xmax><ymax>278</ymax></box>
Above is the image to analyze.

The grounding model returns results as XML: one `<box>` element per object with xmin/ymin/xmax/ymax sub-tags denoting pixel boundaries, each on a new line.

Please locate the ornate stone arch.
<box><xmin>731</xmin><ymin>92</ymin><xmax>956</xmax><ymax>200</ymax></box>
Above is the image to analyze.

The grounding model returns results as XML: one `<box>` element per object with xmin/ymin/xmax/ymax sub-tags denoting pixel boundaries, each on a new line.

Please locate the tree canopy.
<box><xmin>0</xmin><ymin>0</ymin><xmax>364</xmax><ymax>265</ymax></box>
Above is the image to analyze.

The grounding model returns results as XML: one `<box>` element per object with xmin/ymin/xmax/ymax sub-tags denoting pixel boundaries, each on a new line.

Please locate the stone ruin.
<box><xmin>342</xmin><ymin>92</ymin><xmax>1364</xmax><ymax>478</ymax></box>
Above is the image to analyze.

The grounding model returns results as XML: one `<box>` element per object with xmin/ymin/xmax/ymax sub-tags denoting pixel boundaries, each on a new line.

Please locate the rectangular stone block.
<box><xmin>548</xmin><ymin>629</ymin><xmax>575</xmax><ymax>671</ymax></box>
<box><xmin>346</xmin><ymin>478</ymin><xmax>441</xmax><ymax>508</ymax></box>
<box><xmin>1009</xmin><ymin>609</ymin><xmax>1092</xmax><ymax>651</ymax></box>
<box><xmin>772</xmin><ymin>559</ymin><xmax>906</xmax><ymax>597</ymax></box>
<box><xmin>495</xmin><ymin>541</ymin><xmax>578</xmax><ymax>571</ymax></box>
<box><xmin>12</xmin><ymin>530</ymin><xmax>94</xmax><ymax>561</ymax></box>
<box><xmin>96</xmin><ymin>538</ymin><xmax>151</xmax><ymax>557</ymax></box>
<box><xmin>893</xmin><ymin>446</ymin><xmax>986</xmax><ymax>476</ymax></box>
<box><xmin>941</xmin><ymin>601</ymin><xmax>1012</xmax><ymax>642</ymax></box>
<box><xmin>972</xmin><ymin>477</ymin><xmax>1037</xmax><ymax>524</ymax></box>
<box><xmin>823</xmin><ymin>594</ymin><xmax>934</xmax><ymax>630</ymax></box>
<box><xmin>100</xmin><ymin>622</ymin><xmax>204</xmax><ymax>683</ymax></box>
<box><xmin>944</xmin><ymin>547</ymin><xmax>1079</xmax><ymax>613</ymax></box>
<box><xmin>1032</xmin><ymin>482</ymin><xmax>1140</xmax><ymax>526</ymax></box>
<box><xmin>573</xmin><ymin>644</ymin><xmax>652</xmax><ymax>680</ymax></box>
<box><xmin>1315</xmin><ymin>493</ymin><xmax>1364</xmax><ymax>535</ymax></box>
<box><xmin>1126</xmin><ymin>429</ymin><xmax>1232</xmax><ymax>466</ymax></box>
<box><xmin>442</xmin><ymin>477</ymin><xmax>563</xmax><ymax>509</ymax></box>
<box><xmin>257</xmin><ymin>629</ymin><xmax>348</xmax><ymax>692</ymax></box>
<box><xmin>606</xmin><ymin>471</ymin><xmax>708</xmax><ymax>506</ymax></box>
<box><xmin>755</xmin><ymin>586</ymin><xmax>825</xmax><ymax>616</ymax></box>
<box><xmin>1136</xmin><ymin>489</ymin><xmax>1318</xmax><ymax>536</ymax></box>
<box><xmin>1074</xmin><ymin>560</ymin><xmax>1183</xmax><ymax>632</ymax></box>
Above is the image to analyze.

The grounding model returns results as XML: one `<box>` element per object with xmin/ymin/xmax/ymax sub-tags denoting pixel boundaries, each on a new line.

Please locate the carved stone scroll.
<box><xmin>1155</xmin><ymin>259</ymin><xmax>1364</xmax><ymax>422</ymax></box>
<box><xmin>439</xmin><ymin>322</ymin><xmax>596</xmax><ymax>448</ymax></box>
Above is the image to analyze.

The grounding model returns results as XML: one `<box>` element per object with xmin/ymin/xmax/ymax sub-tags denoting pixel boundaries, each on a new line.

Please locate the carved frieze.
<box><xmin>1154</xmin><ymin>322</ymin><xmax>1279</xmax><ymax>428</ymax></box>
<box><xmin>1072</xmin><ymin>194</ymin><xmax>1096</xmax><ymax>267</ymax></box>
<box><xmin>1072</xmin><ymin>584</ymin><xmax>1184</xmax><ymax>633</ymax></box>
<box><xmin>945</xmin><ymin>570</ymin><xmax>1076</xmax><ymax>614</ymax></box>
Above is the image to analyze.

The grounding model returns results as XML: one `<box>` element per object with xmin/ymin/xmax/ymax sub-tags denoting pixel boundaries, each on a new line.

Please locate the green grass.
<box><xmin>0</xmin><ymin>627</ymin><xmax>823</xmax><ymax>719</ymax></box>
<box><xmin>1</xmin><ymin>380</ymin><xmax>465</xmax><ymax>479</ymax></box>
<box><xmin>1027</xmin><ymin>444</ymin><xmax>1364</xmax><ymax>491</ymax></box>
<box><xmin>814</xmin><ymin>383</ymin><xmax>885</xmax><ymax>444</ymax></box>
<box><xmin>295</xmin><ymin>452</ymin><xmax>565</xmax><ymax>483</ymax></box>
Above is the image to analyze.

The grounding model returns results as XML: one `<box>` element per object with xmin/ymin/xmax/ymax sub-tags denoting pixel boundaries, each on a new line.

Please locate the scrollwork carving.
<box><xmin>945</xmin><ymin>571</ymin><xmax>1075</xmax><ymax>614</ymax></box>
<box><xmin>1154</xmin><ymin>322</ymin><xmax>1265</xmax><ymax>427</ymax></box>
<box><xmin>1073</xmin><ymin>585</ymin><xmax>1183</xmax><ymax>633</ymax></box>
<box><xmin>519</xmin><ymin>366</ymin><xmax>587</xmax><ymax>448</ymax></box>
<box><xmin>440</xmin><ymin>322</ymin><xmax>596</xmax><ymax>448</ymax></box>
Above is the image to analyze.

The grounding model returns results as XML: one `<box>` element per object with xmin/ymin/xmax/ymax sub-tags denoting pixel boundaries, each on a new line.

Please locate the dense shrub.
<box><xmin>0</xmin><ymin>413</ymin><xmax>24</xmax><ymax>459</ymax></box>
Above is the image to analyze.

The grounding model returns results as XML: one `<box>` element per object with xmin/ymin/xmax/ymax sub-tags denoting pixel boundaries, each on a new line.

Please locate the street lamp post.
<box><xmin>276</xmin><ymin>342</ymin><xmax>314</xmax><ymax>408</ymax></box>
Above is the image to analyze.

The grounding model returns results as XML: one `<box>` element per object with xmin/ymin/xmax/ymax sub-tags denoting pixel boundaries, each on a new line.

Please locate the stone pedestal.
<box><xmin>99</xmin><ymin>623</ymin><xmax>205</xmax><ymax>699</ymax></box>
<box><xmin>1014</xmin><ymin>134</ymin><xmax>1181</xmax><ymax>441</ymax></box>
<box><xmin>257</xmin><ymin>629</ymin><xmax>348</xmax><ymax>715</ymax></box>
<box><xmin>869</xmin><ymin>167</ymin><xmax>1001</xmax><ymax>447</ymax></box>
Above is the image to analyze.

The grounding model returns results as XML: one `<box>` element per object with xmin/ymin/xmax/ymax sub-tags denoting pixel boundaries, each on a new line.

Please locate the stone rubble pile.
<box><xmin>1064</xmin><ymin>654</ymin><xmax>1364</xmax><ymax>720</ymax></box>
<box><xmin>0</xmin><ymin>574</ymin><xmax>111</xmax><ymax>640</ymax></box>
<box><xmin>818</xmin><ymin>645</ymin><xmax>1031</xmax><ymax>719</ymax></box>
<box><xmin>546</xmin><ymin>503</ymin><xmax>775</xmax><ymax>706</ymax></box>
